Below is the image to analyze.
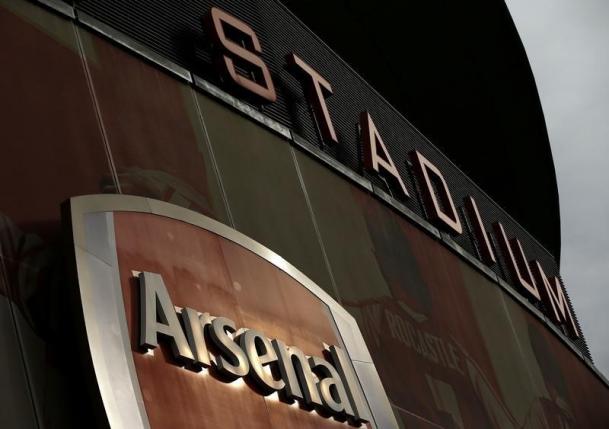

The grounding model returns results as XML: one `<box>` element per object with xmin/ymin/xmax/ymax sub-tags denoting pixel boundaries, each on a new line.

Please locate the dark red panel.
<box><xmin>0</xmin><ymin>5</ymin><xmax>110</xmax><ymax>237</ymax></box>
<box><xmin>79</xmin><ymin>30</ymin><xmax>228</xmax><ymax>221</ymax></box>
<box><xmin>0</xmin><ymin>2</ymin><xmax>112</xmax><ymax>427</ymax></box>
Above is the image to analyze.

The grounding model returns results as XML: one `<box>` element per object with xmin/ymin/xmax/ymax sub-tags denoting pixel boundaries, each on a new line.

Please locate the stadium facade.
<box><xmin>0</xmin><ymin>0</ymin><xmax>608</xmax><ymax>427</ymax></box>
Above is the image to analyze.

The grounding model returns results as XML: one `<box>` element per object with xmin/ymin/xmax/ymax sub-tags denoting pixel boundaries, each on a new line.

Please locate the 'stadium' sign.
<box><xmin>200</xmin><ymin>7</ymin><xmax>580</xmax><ymax>340</ymax></box>
<box><xmin>65</xmin><ymin>195</ymin><xmax>396</xmax><ymax>429</ymax></box>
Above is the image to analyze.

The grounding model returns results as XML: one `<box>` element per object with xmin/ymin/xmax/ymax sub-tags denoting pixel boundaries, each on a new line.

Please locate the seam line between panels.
<box><xmin>0</xmin><ymin>259</ymin><xmax>42</xmax><ymax>429</ymax></box>
<box><xmin>290</xmin><ymin>147</ymin><xmax>342</xmax><ymax>303</ymax></box>
<box><xmin>73</xmin><ymin>25</ymin><xmax>122</xmax><ymax>194</ymax></box>
<box><xmin>499</xmin><ymin>293</ymin><xmax>543</xmax><ymax>405</ymax></box>
<box><xmin>191</xmin><ymin>91</ymin><xmax>236</xmax><ymax>229</ymax></box>
<box><xmin>390</xmin><ymin>402</ymin><xmax>444</xmax><ymax>429</ymax></box>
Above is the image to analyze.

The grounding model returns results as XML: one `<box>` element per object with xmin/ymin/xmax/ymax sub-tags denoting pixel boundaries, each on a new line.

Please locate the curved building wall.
<box><xmin>0</xmin><ymin>1</ymin><xmax>607</xmax><ymax>428</ymax></box>
<box><xmin>66</xmin><ymin>0</ymin><xmax>588</xmax><ymax>359</ymax></box>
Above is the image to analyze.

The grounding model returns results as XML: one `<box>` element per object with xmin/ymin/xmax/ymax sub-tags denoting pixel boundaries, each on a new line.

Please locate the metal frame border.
<box><xmin>67</xmin><ymin>194</ymin><xmax>398</xmax><ymax>429</ymax></box>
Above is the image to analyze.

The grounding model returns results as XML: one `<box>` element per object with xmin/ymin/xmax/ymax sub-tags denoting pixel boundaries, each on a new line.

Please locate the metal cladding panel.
<box><xmin>194</xmin><ymin>93</ymin><xmax>335</xmax><ymax>295</ymax></box>
<box><xmin>75</xmin><ymin>0</ymin><xmax>588</xmax><ymax>358</ymax></box>
<box><xmin>294</xmin><ymin>155</ymin><xmax>609</xmax><ymax>427</ymax></box>
<box><xmin>502</xmin><ymin>291</ymin><xmax>609</xmax><ymax>428</ymax></box>
<box><xmin>0</xmin><ymin>1</ymin><xmax>114</xmax><ymax>427</ymax></box>
<box><xmin>77</xmin><ymin>29</ymin><xmax>229</xmax><ymax>222</ymax></box>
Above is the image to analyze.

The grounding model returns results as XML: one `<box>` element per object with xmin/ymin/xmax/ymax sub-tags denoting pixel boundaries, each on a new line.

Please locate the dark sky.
<box><xmin>507</xmin><ymin>0</ymin><xmax>609</xmax><ymax>376</ymax></box>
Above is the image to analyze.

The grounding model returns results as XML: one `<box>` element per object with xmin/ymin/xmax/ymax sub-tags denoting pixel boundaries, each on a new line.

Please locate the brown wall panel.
<box><xmin>196</xmin><ymin>94</ymin><xmax>335</xmax><ymax>295</ymax></box>
<box><xmin>0</xmin><ymin>1</ymin><xmax>112</xmax><ymax>427</ymax></box>
<box><xmin>78</xmin><ymin>30</ymin><xmax>228</xmax><ymax>222</ymax></box>
<box><xmin>503</xmin><ymin>294</ymin><xmax>609</xmax><ymax>427</ymax></box>
<box><xmin>351</xmin><ymin>194</ymin><xmax>523</xmax><ymax>428</ymax></box>
<box><xmin>0</xmin><ymin>1</ymin><xmax>111</xmax><ymax>235</ymax></box>
<box><xmin>293</xmin><ymin>152</ymin><xmax>392</xmax><ymax>305</ymax></box>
